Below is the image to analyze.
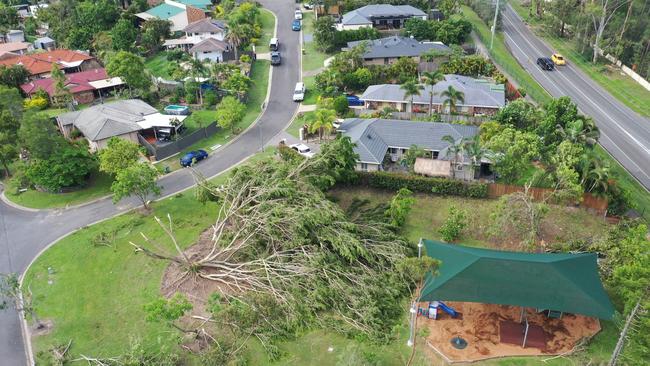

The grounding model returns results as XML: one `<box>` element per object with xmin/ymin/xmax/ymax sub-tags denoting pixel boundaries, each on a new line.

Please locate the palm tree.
<box><xmin>189</xmin><ymin>59</ymin><xmax>208</xmax><ymax>105</ymax></box>
<box><xmin>463</xmin><ymin>135</ymin><xmax>487</xmax><ymax>180</ymax></box>
<box><xmin>400</xmin><ymin>80</ymin><xmax>424</xmax><ymax>119</ymax></box>
<box><xmin>441</xmin><ymin>86</ymin><xmax>465</xmax><ymax>114</ymax></box>
<box><xmin>555</xmin><ymin>118</ymin><xmax>600</xmax><ymax>146</ymax></box>
<box><xmin>225</xmin><ymin>23</ymin><xmax>245</xmax><ymax>61</ymax></box>
<box><xmin>421</xmin><ymin>71</ymin><xmax>445</xmax><ymax>117</ymax></box>
<box><xmin>309</xmin><ymin>109</ymin><xmax>337</xmax><ymax>140</ymax></box>
<box><xmin>442</xmin><ymin>135</ymin><xmax>466</xmax><ymax>179</ymax></box>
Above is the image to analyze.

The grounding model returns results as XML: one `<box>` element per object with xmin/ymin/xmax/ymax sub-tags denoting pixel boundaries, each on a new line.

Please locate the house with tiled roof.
<box><xmin>136</xmin><ymin>0</ymin><xmax>211</xmax><ymax>31</ymax></box>
<box><xmin>338</xmin><ymin>118</ymin><xmax>490</xmax><ymax>180</ymax></box>
<box><xmin>0</xmin><ymin>49</ymin><xmax>100</xmax><ymax>79</ymax></box>
<box><xmin>337</xmin><ymin>4</ymin><xmax>427</xmax><ymax>31</ymax></box>
<box><xmin>21</xmin><ymin>68</ymin><xmax>124</xmax><ymax>105</ymax></box>
<box><xmin>163</xmin><ymin>18</ymin><xmax>231</xmax><ymax>61</ymax></box>
<box><xmin>360</xmin><ymin>75</ymin><xmax>506</xmax><ymax>116</ymax></box>
<box><xmin>0</xmin><ymin>42</ymin><xmax>33</xmax><ymax>58</ymax></box>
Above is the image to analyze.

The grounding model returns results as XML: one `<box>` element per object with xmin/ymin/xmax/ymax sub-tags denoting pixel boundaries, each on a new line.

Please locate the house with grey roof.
<box><xmin>163</xmin><ymin>18</ymin><xmax>230</xmax><ymax>60</ymax></box>
<box><xmin>360</xmin><ymin>74</ymin><xmax>506</xmax><ymax>116</ymax></box>
<box><xmin>345</xmin><ymin>36</ymin><xmax>451</xmax><ymax>66</ymax></box>
<box><xmin>338</xmin><ymin>118</ymin><xmax>489</xmax><ymax>180</ymax></box>
<box><xmin>56</xmin><ymin>99</ymin><xmax>187</xmax><ymax>151</ymax></box>
<box><xmin>337</xmin><ymin>4</ymin><xmax>427</xmax><ymax>31</ymax></box>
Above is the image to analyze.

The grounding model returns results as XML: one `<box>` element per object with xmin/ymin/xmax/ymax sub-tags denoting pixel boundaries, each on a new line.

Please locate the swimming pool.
<box><xmin>164</xmin><ymin>105</ymin><xmax>190</xmax><ymax>115</ymax></box>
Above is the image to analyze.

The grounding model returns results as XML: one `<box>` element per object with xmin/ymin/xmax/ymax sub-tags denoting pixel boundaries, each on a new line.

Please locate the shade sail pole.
<box><xmin>408</xmin><ymin>239</ymin><xmax>425</xmax><ymax>347</ymax></box>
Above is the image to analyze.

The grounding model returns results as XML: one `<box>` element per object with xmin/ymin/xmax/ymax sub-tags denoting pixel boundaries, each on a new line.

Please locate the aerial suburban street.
<box><xmin>501</xmin><ymin>5</ymin><xmax>650</xmax><ymax>190</ymax></box>
<box><xmin>0</xmin><ymin>0</ymin><xmax>299</xmax><ymax>363</ymax></box>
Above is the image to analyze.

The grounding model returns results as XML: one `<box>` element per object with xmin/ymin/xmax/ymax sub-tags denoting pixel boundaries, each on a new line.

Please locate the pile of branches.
<box><xmin>132</xmin><ymin>138</ymin><xmax>418</xmax><ymax>349</ymax></box>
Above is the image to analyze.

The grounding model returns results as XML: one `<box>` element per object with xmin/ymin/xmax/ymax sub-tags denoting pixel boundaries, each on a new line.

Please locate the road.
<box><xmin>501</xmin><ymin>5</ymin><xmax>650</xmax><ymax>190</ymax></box>
<box><xmin>0</xmin><ymin>0</ymin><xmax>300</xmax><ymax>364</ymax></box>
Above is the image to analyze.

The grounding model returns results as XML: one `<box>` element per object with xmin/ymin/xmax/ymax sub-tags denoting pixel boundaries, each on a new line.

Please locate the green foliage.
<box><xmin>385</xmin><ymin>188</ymin><xmax>415</xmax><ymax>227</ymax></box>
<box><xmin>19</xmin><ymin>112</ymin><xmax>65</xmax><ymax>160</ymax></box>
<box><xmin>403</xmin><ymin>18</ymin><xmax>471</xmax><ymax>45</ymax></box>
<box><xmin>0</xmin><ymin>108</ymin><xmax>20</xmax><ymax>176</ymax></box>
<box><xmin>215</xmin><ymin>96</ymin><xmax>246</xmax><ymax>133</ymax></box>
<box><xmin>111</xmin><ymin>18</ymin><xmax>138</xmax><ymax>51</ymax></box>
<box><xmin>313</xmin><ymin>16</ymin><xmax>380</xmax><ymax>53</ymax></box>
<box><xmin>106</xmin><ymin>51</ymin><xmax>151</xmax><ymax>92</ymax></box>
<box><xmin>495</xmin><ymin>99</ymin><xmax>541</xmax><ymax>131</ymax></box>
<box><xmin>399</xmin><ymin>144</ymin><xmax>426</xmax><ymax>172</ymax></box>
<box><xmin>439</xmin><ymin>205</ymin><xmax>467</xmax><ymax>242</ymax></box>
<box><xmin>439</xmin><ymin>55</ymin><xmax>496</xmax><ymax>77</ymax></box>
<box><xmin>203</xmin><ymin>90</ymin><xmax>218</xmax><ymax>107</ymax></box>
<box><xmin>23</xmin><ymin>97</ymin><xmax>49</xmax><ymax>111</ymax></box>
<box><xmin>50</xmin><ymin>64</ymin><xmax>72</xmax><ymax>106</ymax></box>
<box><xmin>0</xmin><ymin>65</ymin><xmax>29</xmax><ymax>88</ymax></box>
<box><xmin>141</xmin><ymin>18</ymin><xmax>172</xmax><ymax>54</ymax></box>
<box><xmin>355</xmin><ymin>171</ymin><xmax>489</xmax><ymax>198</ymax></box>
<box><xmin>111</xmin><ymin>163</ymin><xmax>161</xmax><ymax>208</ymax></box>
<box><xmin>25</xmin><ymin>142</ymin><xmax>98</xmax><ymax>192</ymax></box>
<box><xmin>304</xmin><ymin>136</ymin><xmax>358</xmax><ymax>190</ymax></box>
<box><xmin>144</xmin><ymin>293</ymin><xmax>193</xmax><ymax>324</ymax></box>
<box><xmin>333</xmin><ymin>95</ymin><xmax>349</xmax><ymax>116</ymax></box>
<box><xmin>485</xmin><ymin>126</ymin><xmax>541</xmax><ymax>183</ymax></box>
<box><xmin>99</xmin><ymin>137</ymin><xmax>142</xmax><ymax>175</ymax></box>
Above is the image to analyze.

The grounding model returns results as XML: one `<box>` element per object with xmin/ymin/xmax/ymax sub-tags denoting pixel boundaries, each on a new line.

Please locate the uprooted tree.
<box><xmin>130</xmin><ymin>137</ymin><xmax>430</xmax><ymax>358</ymax></box>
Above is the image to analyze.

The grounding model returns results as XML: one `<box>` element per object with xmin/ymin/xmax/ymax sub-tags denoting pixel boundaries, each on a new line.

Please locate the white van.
<box><xmin>292</xmin><ymin>82</ymin><xmax>305</xmax><ymax>102</ymax></box>
<box><xmin>269</xmin><ymin>37</ymin><xmax>279</xmax><ymax>51</ymax></box>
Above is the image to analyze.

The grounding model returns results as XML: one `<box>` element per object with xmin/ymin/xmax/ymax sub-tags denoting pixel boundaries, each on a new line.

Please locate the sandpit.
<box><xmin>419</xmin><ymin>301</ymin><xmax>601</xmax><ymax>363</ymax></box>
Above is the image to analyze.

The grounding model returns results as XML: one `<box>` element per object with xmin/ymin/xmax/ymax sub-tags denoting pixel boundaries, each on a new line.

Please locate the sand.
<box><xmin>419</xmin><ymin>301</ymin><xmax>601</xmax><ymax>363</ymax></box>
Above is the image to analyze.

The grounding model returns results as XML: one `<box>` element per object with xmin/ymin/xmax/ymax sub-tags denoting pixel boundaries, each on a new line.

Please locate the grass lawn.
<box><xmin>301</xmin><ymin>75</ymin><xmax>319</xmax><ymax>105</ymax></box>
<box><xmin>286</xmin><ymin>110</ymin><xmax>316</xmax><ymax>138</ymax></box>
<box><xmin>4</xmin><ymin>172</ymin><xmax>113</xmax><ymax>209</ymax></box>
<box><xmin>461</xmin><ymin>6</ymin><xmax>552</xmax><ymax>105</ymax></box>
<box><xmin>145</xmin><ymin>52</ymin><xmax>174</xmax><ymax>80</ymax></box>
<box><xmin>509</xmin><ymin>1</ymin><xmax>650</xmax><ymax>117</ymax></box>
<box><xmin>255</xmin><ymin>8</ymin><xmax>276</xmax><ymax>54</ymax></box>
<box><xmin>302</xmin><ymin>12</ymin><xmax>331</xmax><ymax>72</ymax></box>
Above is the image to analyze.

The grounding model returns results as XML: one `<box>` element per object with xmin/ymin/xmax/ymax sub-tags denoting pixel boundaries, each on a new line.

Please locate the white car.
<box><xmin>292</xmin><ymin>82</ymin><xmax>305</xmax><ymax>102</ymax></box>
<box><xmin>294</xmin><ymin>10</ymin><xmax>303</xmax><ymax>20</ymax></box>
<box><xmin>303</xmin><ymin>3</ymin><xmax>314</xmax><ymax>10</ymax></box>
<box><xmin>289</xmin><ymin>143</ymin><xmax>315</xmax><ymax>158</ymax></box>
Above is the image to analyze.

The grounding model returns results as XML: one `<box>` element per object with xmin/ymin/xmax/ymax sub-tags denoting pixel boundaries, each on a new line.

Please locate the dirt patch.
<box><xmin>420</xmin><ymin>301</ymin><xmax>601</xmax><ymax>363</ymax></box>
<box><xmin>31</xmin><ymin>319</ymin><xmax>55</xmax><ymax>336</ymax></box>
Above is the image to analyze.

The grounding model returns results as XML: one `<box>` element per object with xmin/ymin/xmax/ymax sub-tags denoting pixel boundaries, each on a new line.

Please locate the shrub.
<box><xmin>439</xmin><ymin>205</ymin><xmax>468</xmax><ymax>242</ymax></box>
<box><xmin>385</xmin><ymin>187</ymin><xmax>415</xmax><ymax>227</ymax></box>
<box><xmin>204</xmin><ymin>90</ymin><xmax>218</xmax><ymax>106</ymax></box>
<box><xmin>333</xmin><ymin>95</ymin><xmax>349</xmax><ymax>116</ymax></box>
<box><xmin>239</xmin><ymin>54</ymin><xmax>252</xmax><ymax>63</ymax></box>
<box><xmin>23</xmin><ymin>96</ymin><xmax>49</xmax><ymax>110</ymax></box>
<box><xmin>355</xmin><ymin>171</ymin><xmax>488</xmax><ymax>198</ymax></box>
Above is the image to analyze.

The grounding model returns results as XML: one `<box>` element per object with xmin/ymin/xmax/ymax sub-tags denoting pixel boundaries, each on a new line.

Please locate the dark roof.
<box><xmin>189</xmin><ymin>38</ymin><xmax>229</xmax><ymax>53</ymax></box>
<box><xmin>420</xmin><ymin>240</ymin><xmax>615</xmax><ymax>320</ymax></box>
<box><xmin>341</xmin><ymin>4</ymin><xmax>426</xmax><ymax>25</ymax></box>
<box><xmin>360</xmin><ymin>74</ymin><xmax>505</xmax><ymax>109</ymax></box>
<box><xmin>347</xmin><ymin>36</ymin><xmax>451</xmax><ymax>59</ymax></box>
<box><xmin>338</xmin><ymin>118</ymin><xmax>478</xmax><ymax>164</ymax></box>
<box><xmin>183</xmin><ymin>18</ymin><xmax>227</xmax><ymax>34</ymax></box>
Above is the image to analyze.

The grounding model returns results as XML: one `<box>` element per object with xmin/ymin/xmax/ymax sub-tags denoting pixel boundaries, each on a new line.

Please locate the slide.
<box><xmin>438</xmin><ymin>301</ymin><xmax>458</xmax><ymax>318</ymax></box>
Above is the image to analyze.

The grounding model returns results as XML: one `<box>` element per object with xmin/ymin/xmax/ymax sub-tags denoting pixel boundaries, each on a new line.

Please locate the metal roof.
<box><xmin>183</xmin><ymin>18</ymin><xmax>227</xmax><ymax>34</ymax></box>
<box><xmin>144</xmin><ymin>3</ymin><xmax>184</xmax><ymax>20</ymax></box>
<box><xmin>341</xmin><ymin>4</ymin><xmax>426</xmax><ymax>25</ymax></box>
<box><xmin>189</xmin><ymin>37</ymin><xmax>229</xmax><ymax>53</ymax></box>
<box><xmin>347</xmin><ymin>36</ymin><xmax>451</xmax><ymax>59</ymax></box>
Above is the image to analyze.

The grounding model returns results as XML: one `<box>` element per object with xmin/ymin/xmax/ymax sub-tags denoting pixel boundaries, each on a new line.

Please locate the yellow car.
<box><xmin>551</xmin><ymin>53</ymin><xmax>566</xmax><ymax>66</ymax></box>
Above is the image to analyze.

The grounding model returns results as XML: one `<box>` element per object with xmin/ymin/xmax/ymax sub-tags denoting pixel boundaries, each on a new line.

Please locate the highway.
<box><xmin>0</xmin><ymin>0</ymin><xmax>300</xmax><ymax>363</ymax></box>
<box><xmin>501</xmin><ymin>5</ymin><xmax>650</xmax><ymax>190</ymax></box>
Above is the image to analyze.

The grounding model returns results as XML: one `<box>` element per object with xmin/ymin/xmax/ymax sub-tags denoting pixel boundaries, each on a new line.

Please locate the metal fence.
<box><xmin>139</xmin><ymin>122</ymin><xmax>221</xmax><ymax>161</ymax></box>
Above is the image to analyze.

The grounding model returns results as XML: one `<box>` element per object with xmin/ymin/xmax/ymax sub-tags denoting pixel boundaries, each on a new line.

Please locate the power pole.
<box><xmin>490</xmin><ymin>0</ymin><xmax>500</xmax><ymax>50</ymax></box>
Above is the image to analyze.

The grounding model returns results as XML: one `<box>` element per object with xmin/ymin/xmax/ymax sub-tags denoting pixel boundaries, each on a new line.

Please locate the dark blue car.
<box><xmin>292</xmin><ymin>20</ymin><xmax>301</xmax><ymax>31</ymax></box>
<box><xmin>346</xmin><ymin>94</ymin><xmax>364</xmax><ymax>106</ymax></box>
<box><xmin>180</xmin><ymin>150</ymin><xmax>208</xmax><ymax>167</ymax></box>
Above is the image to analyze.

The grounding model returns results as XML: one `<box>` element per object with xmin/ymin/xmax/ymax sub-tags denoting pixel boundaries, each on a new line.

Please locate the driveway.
<box><xmin>0</xmin><ymin>0</ymin><xmax>300</xmax><ymax>364</ymax></box>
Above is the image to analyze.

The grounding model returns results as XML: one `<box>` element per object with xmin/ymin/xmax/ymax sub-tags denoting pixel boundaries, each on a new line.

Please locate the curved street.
<box><xmin>0</xmin><ymin>0</ymin><xmax>300</xmax><ymax>363</ymax></box>
<box><xmin>501</xmin><ymin>5</ymin><xmax>650</xmax><ymax>190</ymax></box>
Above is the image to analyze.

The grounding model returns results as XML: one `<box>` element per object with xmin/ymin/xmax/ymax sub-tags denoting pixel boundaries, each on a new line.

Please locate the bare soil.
<box><xmin>420</xmin><ymin>301</ymin><xmax>601</xmax><ymax>363</ymax></box>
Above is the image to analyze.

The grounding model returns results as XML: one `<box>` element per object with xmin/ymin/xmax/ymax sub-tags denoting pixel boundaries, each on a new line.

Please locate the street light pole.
<box><xmin>490</xmin><ymin>0</ymin><xmax>500</xmax><ymax>50</ymax></box>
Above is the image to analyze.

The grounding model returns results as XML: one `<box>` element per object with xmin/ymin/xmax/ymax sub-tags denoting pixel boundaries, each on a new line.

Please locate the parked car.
<box><xmin>345</xmin><ymin>94</ymin><xmax>364</xmax><ymax>106</ymax></box>
<box><xmin>536</xmin><ymin>57</ymin><xmax>555</xmax><ymax>71</ymax></box>
<box><xmin>271</xmin><ymin>51</ymin><xmax>281</xmax><ymax>65</ymax></box>
<box><xmin>293</xmin><ymin>82</ymin><xmax>305</xmax><ymax>102</ymax></box>
<box><xmin>551</xmin><ymin>53</ymin><xmax>566</xmax><ymax>66</ymax></box>
<box><xmin>289</xmin><ymin>143</ymin><xmax>314</xmax><ymax>158</ymax></box>
<box><xmin>269</xmin><ymin>37</ymin><xmax>279</xmax><ymax>51</ymax></box>
<box><xmin>294</xmin><ymin>10</ymin><xmax>303</xmax><ymax>20</ymax></box>
<box><xmin>303</xmin><ymin>2</ymin><xmax>313</xmax><ymax>9</ymax></box>
<box><xmin>333</xmin><ymin>118</ymin><xmax>344</xmax><ymax>129</ymax></box>
<box><xmin>292</xmin><ymin>19</ymin><xmax>301</xmax><ymax>31</ymax></box>
<box><xmin>180</xmin><ymin>150</ymin><xmax>208</xmax><ymax>167</ymax></box>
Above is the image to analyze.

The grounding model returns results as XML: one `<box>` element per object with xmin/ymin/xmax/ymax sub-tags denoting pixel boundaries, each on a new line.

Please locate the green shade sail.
<box><xmin>420</xmin><ymin>240</ymin><xmax>614</xmax><ymax>319</ymax></box>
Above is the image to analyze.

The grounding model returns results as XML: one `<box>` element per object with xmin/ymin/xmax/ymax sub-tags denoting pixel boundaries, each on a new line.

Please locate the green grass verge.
<box><xmin>301</xmin><ymin>76</ymin><xmax>318</xmax><ymax>105</ymax></box>
<box><xmin>302</xmin><ymin>12</ymin><xmax>331</xmax><ymax>72</ymax></box>
<box><xmin>461</xmin><ymin>6</ymin><xmax>551</xmax><ymax>105</ymax></box>
<box><xmin>509</xmin><ymin>1</ymin><xmax>650</xmax><ymax>117</ymax></box>
<box><xmin>286</xmin><ymin>110</ymin><xmax>316</xmax><ymax>138</ymax></box>
<box><xmin>255</xmin><ymin>8</ymin><xmax>276</xmax><ymax>54</ymax></box>
<box><xmin>144</xmin><ymin>53</ymin><xmax>173</xmax><ymax>80</ymax></box>
<box><xmin>4</xmin><ymin>171</ymin><xmax>113</xmax><ymax>209</ymax></box>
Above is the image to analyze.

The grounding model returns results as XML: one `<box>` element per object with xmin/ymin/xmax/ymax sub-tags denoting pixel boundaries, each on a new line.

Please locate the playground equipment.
<box><xmin>418</xmin><ymin>301</ymin><xmax>459</xmax><ymax>319</ymax></box>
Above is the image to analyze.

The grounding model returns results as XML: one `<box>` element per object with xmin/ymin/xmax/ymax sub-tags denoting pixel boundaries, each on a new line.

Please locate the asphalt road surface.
<box><xmin>501</xmin><ymin>5</ymin><xmax>650</xmax><ymax>190</ymax></box>
<box><xmin>0</xmin><ymin>0</ymin><xmax>300</xmax><ymax>364</ymax></box>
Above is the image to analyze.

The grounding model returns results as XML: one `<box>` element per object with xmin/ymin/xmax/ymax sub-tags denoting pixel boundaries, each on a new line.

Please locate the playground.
<box><xmin>418</xmin><ymin>301</ymin><xmax>602</xmax><ymax>362</ymax></box>
<box><xmin>416</xmin><ymin>240</ymin><xmax>614</xmax><ymax>363</ymax></box>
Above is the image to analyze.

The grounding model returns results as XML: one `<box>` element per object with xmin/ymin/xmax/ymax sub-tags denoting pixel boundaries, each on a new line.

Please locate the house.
<box><xmin>4</xmin><ymin>30</ymin><xmax>25</xmax><ymax>43</ymax></box>
<box><xmin>360</xmin><ymin>74</ymin><xmax>506</xmax><ymax>116</ymax></box>
<box><xmin>136</xmin><ymin>0</ymin><xmax>212</xmax><ymax>32</ymax></box>
<box><xmin>20</xmin><ymin>68</ymin><xmax>124</xmax><ymax>105</ymax></box>
<box><xmin>338</xmin><ymin>118</ymin><xmax>489</xmax><ymax>180</ymax></box>
<box><xmin>337</xmin><ymin>5</ymin><xmax>427</xmax><ymax>31</ymax></box>
<box><xmin>33</xmin><ymin>37</ymin><xmax>56</xmax><ymax>50</ymax></box>
<box><xmin>345</xmin><ymin>36</ymin><xmax>451</xmax><ymax>66</ymax></box>
<box><xmin>56</xmin><ymin>99</ymin><xmax>187</xmax><ymax>151</ymax></box>
<box><xmin>0</xmin><ymin>49</ymin><xmax>100</xmax><ymax>79</ymax></box>
<box><xmin>0</xmin><ymin>42</ymin><xmax>33</xmax><ymax>58</ymax></box>
<box><xmin>163</xmin><ymin>18</ymin><xmax>231</xmax><ymax>61</ymax></box>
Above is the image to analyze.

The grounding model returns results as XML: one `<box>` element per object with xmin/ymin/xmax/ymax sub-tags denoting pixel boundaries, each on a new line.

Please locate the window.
<box><xmin>432</xmin><ymin>151</ymin><xmax>439</xmax><ymax>159</ymax></box>
<box><xmin>388</xmin><ymin>148</ymin><xmax>397</xmax><ymax>154</ymax></box>
<box><xmin>384</xmin><ymin>57</ymin><xmax>390</xmax><ymax>65</ymax></box>
<box><xmin>360</xmin><ymin>163</ymin><xmax>368</xmax><ymax>171</ymax></box>
<box><xmin>456</xmin><ymin>164</ymin><xmax>463</xmax><ymax>171</ymax></box>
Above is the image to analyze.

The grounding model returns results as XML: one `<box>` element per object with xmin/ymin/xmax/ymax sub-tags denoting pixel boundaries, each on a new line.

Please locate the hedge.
<box><xmin>354</xmin><ymin>171</ymin><xmax>488</xmax><ymax>199</ymax></box>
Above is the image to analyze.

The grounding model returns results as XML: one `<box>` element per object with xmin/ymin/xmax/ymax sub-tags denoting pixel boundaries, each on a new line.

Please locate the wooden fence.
<box><xmin>487</xmin><ymin>183</ymin><xmax>609</xmax><ymax>216</ymax></box>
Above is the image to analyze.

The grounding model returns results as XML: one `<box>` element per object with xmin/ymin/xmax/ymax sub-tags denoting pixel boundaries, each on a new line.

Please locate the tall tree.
<box><xmin>400</xmin><ymin>80</ymin><xmax>424</xmax><ymax>118</ymax></box>
<box><xmin>0</xmin><ymin>65</ymin><xmax>29</xmax><ymax>89</ymax></box>
<box><xmin>441</xmin><ymin>85</ymin><xmax>465</xmax><ymax>114</ymax></box>
<box><xmin>19</xmin><ymin>112</ymin><xmax>66</xmax><ymax>160</ymax></box>
<box><xmin>421</xmin><ymin>70</ymin><xmax>445</xmax><ymax>116</ymax></box>
<box><xmin>442</xmin><ymin>135</ymin><xmax>466</xmax><ymax>179</ymax></box>
<box><xmin>50</xmin><ymin>64</ymin><xmax>72</xmax><ymax>107</ymax></box>
<box><xmin>111</xmin><ymin>162</ymin><xmax>161</xmax><ymax>209</ymax></box>
<box><xmin>308</xmin><ymin>109</ymin><xmax>337</xmax><ymax>141</ymax></box>
<box><xmin>99</xmin><ymin>137</ymin><xmax>142</xmax><ymax>175</ymax></box>
<box><xmin>485</xmin><ymin>126</ymin><xmax>541</xmax><ymax>183</ymax></box>
<box><xmin>106</xmin><ymin>51</ymin><xmax>151</xmax><ymax>93</ymax></box>
<box><xmin>215</xmin><ymin>96</ymin><xmax>245</xmax><ymax>133</ymax></box>
<box><xmin>0</xmin><ymin>110</ymin><xmax>19</xmax><ymax>177</ymax></box>
<box><xmin>588</xmin><ymin>0</ymin><xmax>632</xmax><ymax>63</ymax></box>
<box><xmin>111</xmin><ymin>18</ymin><xmax>138</xmax><ymax>51</ymax></box>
